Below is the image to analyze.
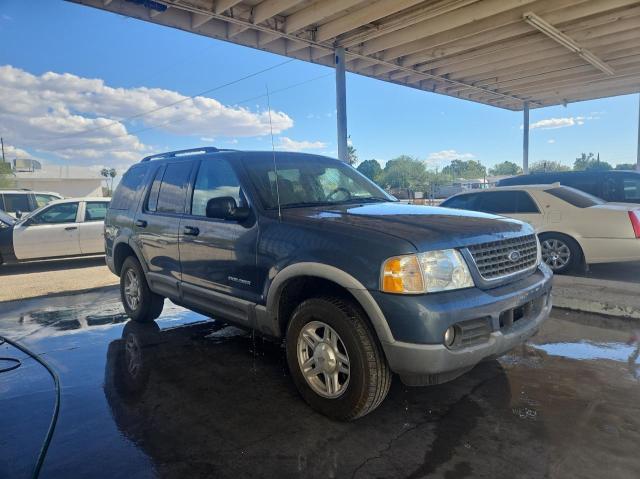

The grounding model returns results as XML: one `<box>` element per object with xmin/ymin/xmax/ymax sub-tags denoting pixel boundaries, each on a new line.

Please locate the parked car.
<box><xmin>497</xmin><ymin>170</ymin><xmax>640</xmax><ymax>204</ymax></box>
<box><xmin>441</xmin><ymin>184</ymin><xmax>640</xmax><ymax>273</ymax></box>
<box><xmin>105</xmin><ymin>148</ymin><xmax>552</xmax><ymax>420</ymax></box>
<box><xmin>0</xmin><ymin>197</ymin><xmax>110</xmax><ymax>265</ymax></box>
<box><xmin>0</xmin><ymin>189</ymin><xmax>63</xmax><ymax>217</ymax></box>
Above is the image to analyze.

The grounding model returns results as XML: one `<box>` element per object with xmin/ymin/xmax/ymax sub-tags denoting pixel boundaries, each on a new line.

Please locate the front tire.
<box><xmin>120</xmin><ymin>256</ymin><xmax>164</xmax><ymax>323</ymax></box>
<box><xmin>286</xmin><ymin>296</ymin><xmax>391</xmax><ymax>421</ymax></box>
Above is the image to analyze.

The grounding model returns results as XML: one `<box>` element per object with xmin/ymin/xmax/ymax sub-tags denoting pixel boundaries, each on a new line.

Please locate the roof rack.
<box><xmin>141</xmin><ymin>147</ymin><xmax>220</xmax><ymax>162</ymax></box>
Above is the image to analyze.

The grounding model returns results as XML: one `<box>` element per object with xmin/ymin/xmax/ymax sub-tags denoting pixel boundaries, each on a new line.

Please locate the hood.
<box><xmin>284</xmin><ymin>202</ymin><xmax>531</xmax><ymax>251</ymax></box>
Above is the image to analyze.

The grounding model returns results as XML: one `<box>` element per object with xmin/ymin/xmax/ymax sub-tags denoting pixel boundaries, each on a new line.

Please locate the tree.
<box><xmin>574</xmin><ymin>152</ymin><xmax>612</xmax><ymax>171</ymax></box>
<box><xmin>101</xmin><ymin>168</ymin><xmax>118</xmax><ymax>196</ymax></box>
<box><xmin>347</xmin><ymin>136</ymin><xmax>358</xmax><ymax>166</ymax></box>
<box><xmin>382</xmin><ymin>155</ymin><xmax>428</xmax><ymax>189</ymax></box>
<box><xmin>357</xmin><ymin>159</ymin><xmax>383</xmax><ymax>184</ymax></box>
<box><xmin>489</xmin><ymin>161</ymin><xmax>522</xmax><ymax>176</ymax></box>
<box><xmin>614</xmin><ymin>163</ymin><xmax>638</xmax><ymax>171</ymax></box>
<box><xmin>441</xmin><ymin>159</ymin><xmax>486</xmax><ymax>179</ymax></box>
<box><xmin>529</xmin><ymin>160</ymin><xmax>570</xmax><ymax>173</ymax></box>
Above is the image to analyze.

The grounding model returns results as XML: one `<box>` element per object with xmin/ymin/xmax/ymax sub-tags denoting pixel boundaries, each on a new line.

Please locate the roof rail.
<box><xmin>141</xmin><ymin>147</ymin><xmax>219</xmax><ymax>162</ymax></box>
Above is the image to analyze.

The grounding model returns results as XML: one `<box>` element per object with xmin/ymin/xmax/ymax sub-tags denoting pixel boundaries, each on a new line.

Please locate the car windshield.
<box><xmin>243</xmin><ymin>155</ymin><xmax>394</xmax><ymax>209</ymax></box>
<box><xmin>544</xmin><ymin>186</ymin><xmax>605</xmax><ymax>208</ymax></box>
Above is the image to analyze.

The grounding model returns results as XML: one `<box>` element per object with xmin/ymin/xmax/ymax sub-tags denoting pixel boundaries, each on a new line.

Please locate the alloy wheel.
<box><xmin>541</xmin><ymin>238</ymin><xmax>571</xmax><ymax>270</ymax></box>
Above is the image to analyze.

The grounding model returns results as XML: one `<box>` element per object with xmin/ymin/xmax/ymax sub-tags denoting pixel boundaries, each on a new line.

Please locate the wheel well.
<box><xmin>538</xmin><ymin>231</ymin><xmax>585</xmax><ymax>263</ymax></box>
<box><xmin>113</xmin><ymin>243</ymin><xmax>137</xmax><ymax>275</ymax></box>
<box><xmin>277</xmin><ymin>276</ymin><xmax>362</xmax><ymax>335</ymax></box>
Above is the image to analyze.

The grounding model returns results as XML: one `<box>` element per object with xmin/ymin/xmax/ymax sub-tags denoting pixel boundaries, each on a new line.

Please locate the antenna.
<box><xmin>266</xmin><ymin>84</ymin><xmax>282</xmax><ymax>221</ymax></box>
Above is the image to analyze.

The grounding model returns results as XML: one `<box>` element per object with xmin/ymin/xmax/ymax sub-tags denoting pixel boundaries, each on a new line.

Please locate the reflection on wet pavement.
<box><xmin>1</xmin><ymin>291</ymin><xmax>640</xmax><ymax>478</ymax></box>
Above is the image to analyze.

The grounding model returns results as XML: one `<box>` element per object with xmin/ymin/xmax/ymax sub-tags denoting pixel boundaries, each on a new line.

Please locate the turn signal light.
<box><xmin>381</xmin><ymin>255</ymin><xmax>424</xmax><ymax>293</ymax></box>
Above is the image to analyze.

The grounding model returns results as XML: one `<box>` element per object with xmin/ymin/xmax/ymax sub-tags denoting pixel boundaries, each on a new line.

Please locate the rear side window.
<box><xmin>476</xmin><ymin>191</ymin><xmax>540</xmax><ymax>214</ymax></box>
<box><xmin>2</xmin><ymin>193</ymin><xmax>32</xmax><ymax>213</ymax></box>
<box><xmin>84</xmin><ymin>202</ymin><xmax>109</xmax><ymax>221</ymax></box>
<box><xmin>156</xmin><ymin>162</ymin><xmax>192</xmax><ymax>214</ymax></box>
<box><xmin>110</xmin><ymin>165</ymin><xmax>148</xmax><ymax>210</ymax></box>
<box><xmin>545</xmin><ymin>187</ymin><xmax>604</xmax><ymax>208</ymax></box>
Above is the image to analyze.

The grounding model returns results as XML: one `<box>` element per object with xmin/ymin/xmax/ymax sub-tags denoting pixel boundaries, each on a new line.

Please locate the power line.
<box><xmin>45</xmin><ymin>71</ymin><xmax>332</xmax><ymax>153</ymax></box>
<box><xmin>53</xmin><ymin>58</ymin><xmax>296</xmax><ymax>141</ymax></box>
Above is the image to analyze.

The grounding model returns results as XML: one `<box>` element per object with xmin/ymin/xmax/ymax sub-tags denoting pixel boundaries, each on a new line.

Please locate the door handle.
<box><xmin>65</xmin><ymin>226</ymin><xmax>78</xmax><ymax>231</ymax></box>
<box><xmin>183</xmin><ymin>226</ymin><xmax>200</xmax><ymax>236</ymax></box>
<box><xmin>135</xmin><ymin>219</ymin><xmax>147</xmax><ymax>228</ymax></box>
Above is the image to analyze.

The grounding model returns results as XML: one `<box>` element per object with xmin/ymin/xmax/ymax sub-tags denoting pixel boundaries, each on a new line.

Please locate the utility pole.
<box><xmin>1</xmin><ymin>137</ymin><xmax>5</xmax><ymax>163</ymax></box>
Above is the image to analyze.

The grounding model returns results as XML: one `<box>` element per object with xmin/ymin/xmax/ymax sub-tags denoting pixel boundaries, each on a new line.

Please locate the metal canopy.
<box><xmin>71</xmin><ymin>0</ymin><xmax>640</xmax><ymax>111</ymax></box>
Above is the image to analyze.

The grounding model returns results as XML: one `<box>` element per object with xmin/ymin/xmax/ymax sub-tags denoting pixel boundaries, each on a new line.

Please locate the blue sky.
<box><xmin>0</xmin><ymin>0</ymin><xmax>638</xmax><ymax>173</ymax></box>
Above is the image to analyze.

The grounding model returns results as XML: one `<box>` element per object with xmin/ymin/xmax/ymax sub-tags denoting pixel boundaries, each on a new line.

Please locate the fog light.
<box><xmin>444</xmin><ymin>326</ymin><xmax>456</xmax><ymax>348</ymax></box>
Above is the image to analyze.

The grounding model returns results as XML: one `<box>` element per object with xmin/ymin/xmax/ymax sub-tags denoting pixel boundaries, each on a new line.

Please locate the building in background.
<box><xmin>9</xmin><ymin>159</ymin><xmax>104</xmax><ymax>197</ymax></box>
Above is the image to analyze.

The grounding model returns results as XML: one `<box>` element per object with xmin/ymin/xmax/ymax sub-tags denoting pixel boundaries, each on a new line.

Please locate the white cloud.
<box><xmin>200</xmin><ymin>137</ymin><xmax>215</xmax><ymax>142</ymax></box>
<box><xmin>277</xmin><ymin>137</ymin><xmax>327</xmax><ymax>151</ymax></box>
<box><xmin>0</xmin><ymin>65</ymin><xmax>294</xmax><ymax>166</ymax></box>
<box><xmin>427</xmin><ymin>149</ymin><xmax>475</xmax><ymax>162</ymax></box>
<box><xmin>547</xmin><ymin>139</ymin><xmax>556</xmax><ymax>144</ymax></box>
<box><xmin>528</xmin><ymin>115</ymin><xmax>597</xmax><ymax>130</ymax></box>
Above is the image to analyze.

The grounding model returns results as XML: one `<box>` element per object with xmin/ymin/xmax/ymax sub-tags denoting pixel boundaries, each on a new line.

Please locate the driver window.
<box><xmin>31</xmin><ymin>202</ymin><xmax>79</xmax><ymax>225</ymax></box>
<box><xmin>191</xmin><ymin>159</ymin><xmax>243</xmax><ymax>217</ymax></box>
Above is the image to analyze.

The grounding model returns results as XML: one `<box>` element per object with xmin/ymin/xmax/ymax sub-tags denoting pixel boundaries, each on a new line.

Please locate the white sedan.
<box><xmin>0</xmin><ymin>197</ymin><xmax>110</xmax><ymax>264</ymax></box>
<box><xmin>441</xmin><ymin>184</ymin><xmax>640</xmax><ymax>274</ymax></box>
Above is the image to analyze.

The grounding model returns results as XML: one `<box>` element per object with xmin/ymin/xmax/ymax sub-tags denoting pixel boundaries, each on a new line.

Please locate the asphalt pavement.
<box><xmin>1</xmin><ymin>289</ymin><xmax>640</xmax><ymax>478</ymax></box>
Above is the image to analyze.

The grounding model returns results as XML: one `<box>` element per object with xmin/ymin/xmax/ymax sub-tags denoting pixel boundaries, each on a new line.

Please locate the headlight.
<box><xmin>381</xmin><ymin>249</ymin><xmax>474</xmax><ymax>294</ymax></box>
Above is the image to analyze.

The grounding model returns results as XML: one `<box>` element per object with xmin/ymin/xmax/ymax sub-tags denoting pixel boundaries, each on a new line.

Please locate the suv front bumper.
<box><xmin>373</xmin><ymin>264</ymin><xmax>553</xmax><ymax>385</ymax></box>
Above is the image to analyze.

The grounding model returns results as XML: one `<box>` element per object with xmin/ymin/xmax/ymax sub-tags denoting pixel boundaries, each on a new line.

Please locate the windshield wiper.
<box><xmin>341</xmin><ymin>197</ymin><xmax>390</xmax><ymax>204</ymax></box>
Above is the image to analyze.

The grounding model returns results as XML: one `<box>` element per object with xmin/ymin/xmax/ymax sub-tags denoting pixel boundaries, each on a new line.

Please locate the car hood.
<box><xmin>284</xmin><ymin>202</ymin><xmax>531</xmax><ymax>251</ymax></box>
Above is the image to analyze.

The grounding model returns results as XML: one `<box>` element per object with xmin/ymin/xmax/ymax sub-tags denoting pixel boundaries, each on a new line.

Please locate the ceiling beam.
<box><xmin>214</xmin><ymin>0</ymin><xmax>243</xmax><ymax>15</ymax></box>
<box><xmin>523</xmin><ymin>11</ymin><xmax>615</xmax><ymax>75</ymax></box>
<box><xmin>192</xmin><ymin>12</ymin><xmax>213</xmax><ymax>29</ymax></box>
<box><xmin>252</xmin><ymin>0</ymin><xmax>301</xmax><ymax>25</ymax></box>
<box><xmin>284</xmin><ymin>0</ymin><xmax>361</xmax><ymax>34</ymax></box>
<box><xmin>315</xmin><ymin>0</ymin><xmax>424</xmax><ymax>43</ymax></box>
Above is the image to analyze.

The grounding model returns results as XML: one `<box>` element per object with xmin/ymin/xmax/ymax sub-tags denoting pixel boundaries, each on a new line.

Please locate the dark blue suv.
<box><xmin>105</xmin><ymin>148</ymin><xmax>552</xmax><ymax>420</ymax></box>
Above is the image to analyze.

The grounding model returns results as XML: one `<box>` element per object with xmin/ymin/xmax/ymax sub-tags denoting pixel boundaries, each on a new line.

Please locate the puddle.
<box><xmin>533</xmin><ymin>341</ymin><xmax>639</xmax><ymax>363</ymax></box>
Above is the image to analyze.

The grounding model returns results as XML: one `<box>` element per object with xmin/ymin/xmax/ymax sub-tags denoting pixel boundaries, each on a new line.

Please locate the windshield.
<box><xmin>243</xmin><ymin>155</ymin><xmax>394</xmax><ymax>209</ymax></box>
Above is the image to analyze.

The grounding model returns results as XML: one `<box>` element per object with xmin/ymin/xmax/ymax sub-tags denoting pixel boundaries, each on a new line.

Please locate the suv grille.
<box><xmin>468</xmin><ymin>234</ymin><xmax>538</xmax><ymax>280</ymax></box>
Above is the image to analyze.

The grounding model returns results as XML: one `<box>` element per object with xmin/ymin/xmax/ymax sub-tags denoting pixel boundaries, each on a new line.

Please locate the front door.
<box><xmin>179</xmin><ymin>158</ymin><xmax>259</xmax><ymax>305</ymax></box>
<box><xmin>13</xmin><ymin>201</ymin><xmax>82</xmax><ymax>259</ymax></box>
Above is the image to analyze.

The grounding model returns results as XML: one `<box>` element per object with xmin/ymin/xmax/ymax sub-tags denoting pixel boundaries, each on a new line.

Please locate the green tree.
<box><xmin>357</xmin><ymin>159</ymin><xmax>383</xmax><ymax>184</ymax></box>
<box><xmin>101</xmin><ymin>167</ymin><xmax>118</xmax><ymax>196</ymax></box>
<box><xmin>382</xmin><ymin>155</ymin><xmax>428</xmax><ymax>189</ymax></box>
<box><xmin>441</xmin><ymin>159</ymin><xmax>486</xmax><ymax>179</ymax></box>
<box><xmin>529</xmin><ymin>160</ymin><xmax>570</xmax><ymax>173</ymax></box>
<box><xmin>347</xmin><ymin>136</ymin><xmax>358</xmax><ymax>166</ymax></box>
<box><xmin>614</xmin><ymin>163</ymin><xmax>638</xmax><ymax>171</ymax></box>
<box><xmin>489</xmin><ymin>161</ymin><xmax>522</xmax><ymax>176</ymax></box>
<box><xmin>574</xmin><ymin>152</ymin><xmax>612</xmax><ymax>171</ymax></box>
<box><xmin>0</xmin><ymin>162</ymin><xmax>13</xmax><ymax>188</ymax></box>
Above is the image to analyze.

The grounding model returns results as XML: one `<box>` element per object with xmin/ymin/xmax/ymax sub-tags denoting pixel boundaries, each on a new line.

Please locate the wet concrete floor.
<box><xmin>1</xmin><ymin>288</ymin><xmax>640</xmax><ymax>478</ymax></box>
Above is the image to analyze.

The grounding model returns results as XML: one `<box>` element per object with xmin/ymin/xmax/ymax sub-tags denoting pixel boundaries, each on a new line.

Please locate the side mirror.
<box><xmin>206</xmin><ymin>197</ymin><xmax>250</xmax><ymax>221</ymax></box>
<box><xmin>15</xmin><ymin>210</ymin><xmax>22</xmax><ymax>219</ymax></box>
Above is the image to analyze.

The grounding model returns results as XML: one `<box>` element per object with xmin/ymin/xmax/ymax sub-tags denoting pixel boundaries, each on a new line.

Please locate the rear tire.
<box><xmin>120</xmin><ymin>256</ymin><xmax>164</xmax><ymax>323</ymax></box>
<box><xmin>285</xmin><ymin>296</ymin><xmax>391</xmax><ymax>421</ymax></box>
<box><xmin>539</xmin><ymin>233</ymin><xmax>582</xmax><ymax>274</ymax></box>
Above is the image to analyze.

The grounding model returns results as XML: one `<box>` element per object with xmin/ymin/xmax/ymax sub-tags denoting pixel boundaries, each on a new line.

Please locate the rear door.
<box><xmin>79</xmin><ymin>200</ymin><xmax>110</xmax><ymax>254</ymax></box>
<box><xmin>179</xmin><ymin>158</ymin><xmax>259</xmax><ymax>307</ymax></box>
<box><xmin>135</xmin><ymin>161</ymin><xmax>194</xmax><ymax>297</ymax></box>
<box><xmin>13</xmin><ymin>201</ymin><xmax>82</xmax><ymax>259</ymax></box>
